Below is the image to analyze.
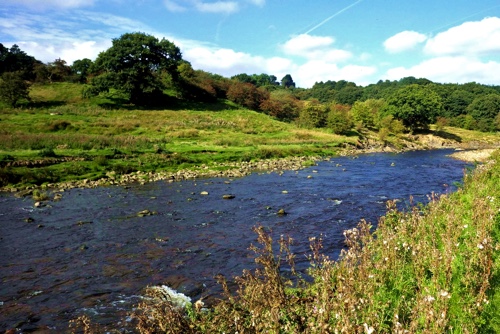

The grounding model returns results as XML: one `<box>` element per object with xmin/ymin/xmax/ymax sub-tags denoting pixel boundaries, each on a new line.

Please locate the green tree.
<box><xmin>296</xmin><ymin>100</ymin><xmax>328</xmax><ymax>128</ymax></box>
<box><xmin>281</xmin><ymin>74</ymin><xmax>296</xmax><ymax>88</ymax></box>
<box><xmin>466</xmin><ymin>94</ymin><xmax>500</xmax><ymax>131</ymax></box>
<box><xmin>71</xmin><ymin>58</ymin><xmax>93</xmax><ymax>83</ymax></box>
<box><xmin>0</xmin><ymin>71</ymin><xmax>31</xmax><ymax>107</ymax></box>
<box><xmin>384</xmin><ymin>84</ymin><xmax>443</xmax><ymax>132</ymax></box>
<box><xmin>87</xmin><ymin>32</ymin><xmax>183</xmax><ymax>105</ymax></box>
<box><xmin>350</xmin><ymin>99</ymin><xmax>385</xmax><ymax>129</ymax></box>
<box><xmin>327</xmin><ymin>104</ymin><xmax>353</xmax><ymax>134</ymax></box>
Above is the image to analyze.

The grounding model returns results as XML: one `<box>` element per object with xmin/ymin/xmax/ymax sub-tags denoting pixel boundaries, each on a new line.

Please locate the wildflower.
<box><xmin>439</xmin><ymin>290</ymin><xmax>450</xmax><ymax>298</ymax></box>
<box><xmin>424</xmin><ymin>295</ymin><xmax>435</xmax><ymax>302</ymax></box>
<box><xmin>478</xmin><ymin>244</ymin><xmax>484</xmax><ymax>250</ymax></box>
<box><xmin>363</xmin><ymin>323</ymin><xmax>375</xmax><ymax>334</ymax></box>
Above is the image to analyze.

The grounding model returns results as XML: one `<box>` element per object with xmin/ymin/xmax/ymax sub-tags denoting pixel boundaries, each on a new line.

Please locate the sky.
<box><xmin>1</xmin><ymin>0</ymin><xmax>500</xmax><ymax>88</ymax></box>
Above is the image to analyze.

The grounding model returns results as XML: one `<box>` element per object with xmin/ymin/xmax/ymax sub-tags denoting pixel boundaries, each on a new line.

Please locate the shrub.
<box><xmin>38</xmin><ymin>147</ymin><xmax>57</xmax><ymax>157</ymax></box>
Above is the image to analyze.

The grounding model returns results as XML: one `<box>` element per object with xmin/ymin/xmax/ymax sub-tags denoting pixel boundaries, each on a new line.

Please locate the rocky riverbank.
<box><xmin>448</xmin><ymin>148</ymin><xmax>497</xmax><ymax>162</ymax></box>
<box><xmin>4</xmin><ymin>133</ymin><xmax>499</xmax><ymax>197</ymax></box>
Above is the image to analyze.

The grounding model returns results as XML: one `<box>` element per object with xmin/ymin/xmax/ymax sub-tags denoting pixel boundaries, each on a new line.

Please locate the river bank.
<box><xmin>3</xmin><ymin>132</ymin><xmax>499</xmax><ymax>197</ymax></box>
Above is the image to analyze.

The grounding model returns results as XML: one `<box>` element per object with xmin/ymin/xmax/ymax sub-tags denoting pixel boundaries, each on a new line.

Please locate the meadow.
<box><xmin>0</xmin><ymin>83</ymin><xmax>355</xmax><ymax>189</ymax></box>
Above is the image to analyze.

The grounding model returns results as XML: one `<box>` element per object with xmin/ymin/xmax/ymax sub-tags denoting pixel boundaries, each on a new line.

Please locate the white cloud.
<box><xmin>282</xmin><ymin>34</ymin><xmax>352</xmax><ymax>62</ymax></box>
<box><xmin>163</xmin><ymin>0</ymin><xmax>188</xmax><ymax>12</ymax></box>
<box><xmin>164</xmin><ymin>0</ymin><xmax>263</xmax><ymax>14</ymax></box>
<box><xmin>282</xmin><ymin>34</ymin><xmax>335</xmax><ymax>56</ymax></box>
<box><xmin>424</xmin><ymin>17</ymin><xmax>500</xmax><ymax>56</ymax></box>
<box><xmin>385</xmin><ymin>56</ymin><xmax>500</xmax><ymax>85</ymax></box>
<box><xmin>183</xmin><ymin>46</ymin><xmax>294</xmax><ymax>79</ymax></box>
<box><xmin>194</xmin><ymin>1</ymin><xmax>239</xmax><ymax>14</ymax></box>
<box><xmin>3</xmin><ymin>0</ymin><xmax>94</xmax><ymax>9</ymax></box>
<box><xmin>384</xmin><ymin>30</ymin><xmax>427</xmax><ymax>53</ymax></box>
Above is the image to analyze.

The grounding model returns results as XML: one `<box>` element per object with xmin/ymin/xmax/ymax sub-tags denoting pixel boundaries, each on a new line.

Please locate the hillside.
<box><xmin>1</xmin><ymin>82</ymin><xmax>499</xmax><ymax>191</ymax></box>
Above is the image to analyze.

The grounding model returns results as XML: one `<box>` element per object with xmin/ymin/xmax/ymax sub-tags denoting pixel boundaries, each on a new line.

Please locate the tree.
<box><xmin>281</xmin><ymin>74</ymin><xmax>296</xmax><ymax>88</ymax></box>
<box><xmin>0</xmin><ymin>71</ymin><xmax>31</xmax><ymax>107</ymax></box>
<box><xmin>296</xmin><ymin>100</ymin><xmax>328</xmax><ymax>128</ymax></box>
<box><xmin>259</xmin><ymin>90</ymin><xmax>300</xmax><ymax>122</ymax></box>
<box><xmin>466</xmin><ymin>94</ymin><xmax>500</xmax><ymax>128</ymax></box>
<box><xmin>71</xmin><ymin>58</ymin><xmax>93</xmax><ymax>83</ymax></box>
<box><xmin>350</xmin><ymin>99</ymin><xmax>385</xmax><ymax>129</ymax></box>
<box><xmin>47</xmin><ymin>58</ymin><xmax>72</xmax><ymax>82</ymax></box>
<box><xmin>327</xmin><ymin>104</ymin><xmax>353</xmax><ymax>134</ymax></box>
<box><xmin>384</xmin><ymin>84</ymin><xmax>443</xmax><ymax>132</ymax></box>
<box><xmin>0</xmin><ymin>44</ymin><xmax>37</xmax><ymax>79</ymax></box>
<box><xmin>227</xmin><ymin>82</ymin><xmax>269</xmax><ymax>110</ymax></box>
<box><xmin>87</xmin><ymin>32</ymin><xmax>183</xmax><ymax>105</ymax></box>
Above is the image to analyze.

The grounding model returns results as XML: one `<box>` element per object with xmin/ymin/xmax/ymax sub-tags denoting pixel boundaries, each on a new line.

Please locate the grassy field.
<box><xmin>0</xmin><ymin>83</ymin><xmax>356</xmax><ymax>189</ymax></box>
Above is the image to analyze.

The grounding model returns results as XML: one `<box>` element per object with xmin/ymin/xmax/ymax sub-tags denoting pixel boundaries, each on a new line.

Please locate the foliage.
<box><xmin>0</xmin><ymin>43</ymin><xmax>38</xmax><ymax>79</ymax></box>
<box><xmin>71</xmin><ymin>58</ymin><xmax>93</xmax><ymax>83</ymax></box>
<box><xmin>384</xmin><ymin>84</ymin><xmax>443</xmax><ymax>132</ymax></box>
<box><xmin>87</xmin><ymin>32</ymin><xmax>183</xmax><ymax>105</ymax></box>
<box><xmin>296</xmin><ymin>100</ymin><xmax>328</xmax><ymax>128</ymax></box>
<box><xmin>466</xmin><ymin>94</ymin><xmax>500</xmax><ymax>132</ymax></box>
<box><xmin>281</xmin><ymin>74</ymin><xmax>296</xmax><ymax>89</ymax></box>
<box><xmin>327</xmin><ymin>103</ymin><xmax>353</xmax><ymax>134</ymax></box>
<box><xmin>0</xmin><ymin>71</ymin><xmax>31</xmax><ymax>107</ymax></box>
<box><xmin>259</xmin><ymin>89</ymin><xmax>301</xmax><ymax>122</ymax></box>
<box><xmin>226</xmin><ymin>81</ymin><xmax>269</xmax><ymax>110</ymax></box>
<box><xmin>350</xmin><ymin>98</ymin><xmax>385</xmax><ymax>129</ymax></box>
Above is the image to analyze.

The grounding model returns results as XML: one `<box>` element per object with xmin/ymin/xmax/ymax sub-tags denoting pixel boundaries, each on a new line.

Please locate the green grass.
<box><xmin>0</xmin><ymin>83</ymin><xmax>355</xmax><ymax>189</ymax></box>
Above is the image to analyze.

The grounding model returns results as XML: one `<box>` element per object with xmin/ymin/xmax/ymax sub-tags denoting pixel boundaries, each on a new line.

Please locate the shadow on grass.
<box><xmin>433</xmin><ymin>130</ymin><xmax>462</xmax><ymax>143</ymax></box>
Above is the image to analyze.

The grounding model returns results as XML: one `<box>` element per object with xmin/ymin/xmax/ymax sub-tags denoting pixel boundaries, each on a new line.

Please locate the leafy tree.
<box><xmin>350</xmin><ymin>99</ymin><xmax>385</xmax><ymax>129</ymax></box>
<box><xmin>466</xmin><ymin>94</ymin><xmax>500</xmax><ymax>126</ymax></box>
<box><xmin>231</xmin><ymin>73</ymin><xmax>256</xmax><ymax>85</ymax></box>
<box><xmin>384</xmin><ymin>84</ymin><xmax>443</xmax><ymax>132</ymax></box>
<box><xmin>87</xmin><ymin>32</ymin><xmax>183</xmax><ymax>105</ymax></box>
<box><xmin>335</xmin><ymin>85</ymin><xmax>363</xmax><ymax>105</ymax></box>
<box><xmin>281</xmin><ymin>74</ymin><xmax>296</xmax><ymax>89</ymax></box>
<box><xmin>0</xmin><ymin>71</ymin><xmax>31</xmax><ymax>107</ymax></box>
<box><xmin>296</xmin><ymin>100</ymin><xmax>328</xmax><ymax>128</ymax></box>
<box><xmin>442</xmin><ymin>89</ymin><xmax>474</xmax><ymax>117</ymax></box>
<box><xmin>0</xmin><ymin>44</ymin><xmax>37</xmax><ymax>79</ymax></box>
<box><xmin>227</xmin><ymin>82</ymin><xmax>269</xmax><ymax>110</ymax></box>
<box><xmin>71</xmin><ymin>58</ymin><xmax>93</xmax><ymax>83</ymax></box>
<box><xmin>260</xmin><ymin>90</ymin><xmax>300</xmax><ymax>122</ymax></box>
<box><xmin>47</xmin><ymin>58</ymin><xmax>72</xmax><ymax>82</ymax></box>
<box><xmin>327</xmin><ymin>104</ymin><xmax>353</xmax><ymax>134</ymax></box>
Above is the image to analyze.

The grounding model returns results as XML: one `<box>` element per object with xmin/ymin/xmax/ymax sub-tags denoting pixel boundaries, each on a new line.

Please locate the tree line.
<box><xmin>1</xmin><ymin>32</ymin><xmax>500</xmax><ymax>134</ymax></box>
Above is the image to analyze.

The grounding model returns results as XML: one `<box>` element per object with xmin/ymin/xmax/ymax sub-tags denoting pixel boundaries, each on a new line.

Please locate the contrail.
<box><xmin>305</xmin><ymin>0</ymin><xmax>365</xmax><ymax>34</ymax></box>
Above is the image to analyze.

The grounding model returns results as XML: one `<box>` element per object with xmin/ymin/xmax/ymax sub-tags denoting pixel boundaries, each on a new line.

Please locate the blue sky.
<box><xmin>1</xmin><ymin>0</ymin><xmax>500</xmax><ymax>88</ymax></box>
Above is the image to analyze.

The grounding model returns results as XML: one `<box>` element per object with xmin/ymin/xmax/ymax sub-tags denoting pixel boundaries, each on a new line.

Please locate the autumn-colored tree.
<box><xmin>227</xmin><ymin>82</ymin><xmax>269</xmax><ymax>110</ymax></box>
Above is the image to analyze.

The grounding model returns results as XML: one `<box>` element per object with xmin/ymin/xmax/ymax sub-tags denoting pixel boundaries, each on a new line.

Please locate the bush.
<box><xmin>0</xmin><ymin>71</ymin><xmax>31</xmax><ymax>107</ymax></box>
<box><xmin>38</xmin><ymin>147</ymin><xmax>57</xmax><ymax>157</ymax></box>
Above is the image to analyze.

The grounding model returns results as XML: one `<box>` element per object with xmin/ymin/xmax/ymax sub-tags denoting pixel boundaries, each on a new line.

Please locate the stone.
<box><xmin>137</xmin><ymin>209</ymin><xmax>156</xmax><ymax>217</ymax></box>
<box><xmin>277</xmin><ymin>208</ymin><xmax>287</xmax><ymax>216</ymax></box>
<box><xmin>222</xmin><ymin>194</ymin><xmax>235</xmax><ymax>199</ymax></box>
<box><xmin>200</xmin><ymin>191</ymin><xmax>209</xmax><ymax>195</ymax></box>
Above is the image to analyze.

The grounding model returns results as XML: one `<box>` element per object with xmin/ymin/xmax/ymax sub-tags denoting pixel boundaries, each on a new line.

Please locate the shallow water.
<box><xmin>0</xmin><ymin>149</ymin><xmax>471</xmax><ymax>332</ymax></box>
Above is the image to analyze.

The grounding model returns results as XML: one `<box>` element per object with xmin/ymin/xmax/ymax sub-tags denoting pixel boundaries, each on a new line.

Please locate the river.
<box><xmin>0</xmin><ymin>149</ymin><xmax>471</xmax><ymax>332</ymax></box>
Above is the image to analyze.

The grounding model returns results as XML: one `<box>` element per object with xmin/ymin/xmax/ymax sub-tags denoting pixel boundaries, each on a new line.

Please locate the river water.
<box><xmin>0</xmin><ymin>149</ymin><xmax>471</xmax><ymax>332</ymax></box>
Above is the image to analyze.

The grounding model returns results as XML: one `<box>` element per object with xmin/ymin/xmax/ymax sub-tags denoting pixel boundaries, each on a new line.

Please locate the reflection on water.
<box><xmin>0</xmin><ymin>149</ymin><xmax>470</xmax><ymax>331</ymax></box>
